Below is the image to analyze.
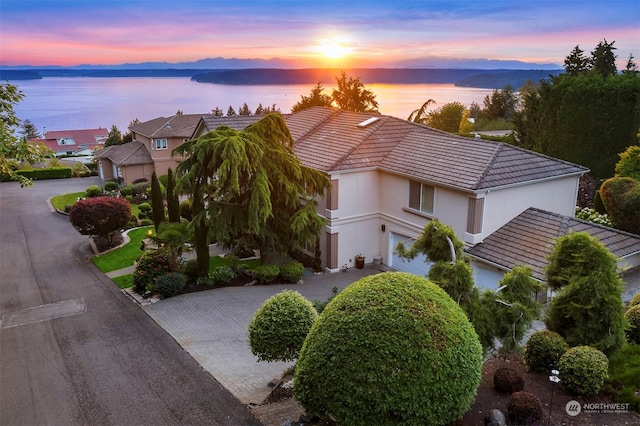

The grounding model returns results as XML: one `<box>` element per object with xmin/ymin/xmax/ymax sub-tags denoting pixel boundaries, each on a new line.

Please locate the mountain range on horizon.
<box><xmin>2</xmin><ymin>56</ymin><xmax>563</xmax><ymax>71</ymax></box>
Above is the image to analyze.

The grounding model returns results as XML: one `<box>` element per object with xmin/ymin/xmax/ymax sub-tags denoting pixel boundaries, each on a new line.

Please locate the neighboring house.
<box><xmin>193</xmin><ymin>107</ymin><xmax>594</xmax><ymax>283</ymax></box>
<box><xmin>29</xmin><ymin>128</ymin><xmax>108</xmax><ymax>156</ymax></box>
<box><xmin>94</xmin><ymin>141</ymin><xmax>154</xmax><ymax>183</ymax></box>
<box><xmin>466</xmin><ymin>208</ymin><xmax>640</xmax><ymax>290</ymax></box>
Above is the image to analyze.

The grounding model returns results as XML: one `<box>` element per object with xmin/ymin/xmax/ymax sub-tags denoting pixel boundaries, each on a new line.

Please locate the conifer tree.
<box><xmin>150</xmin><ymin>171</ymin><xmax>165</xmax><ymax>232</ymax></box>
<box><xmin>166</xmin><ymin>168</ymin><xmax>180</xmax><ymax>223</ymax></box>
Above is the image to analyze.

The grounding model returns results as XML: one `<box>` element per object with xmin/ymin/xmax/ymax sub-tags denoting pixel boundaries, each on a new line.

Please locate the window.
<box><xmin>155</xmin><ymin>139</ymin><xmax>168</xmax><ymax>150</ymax></box>
<box><xmin>409</xmin><ymin>180</ymin><xmax>434</xmax><ymax>215</ymax></box>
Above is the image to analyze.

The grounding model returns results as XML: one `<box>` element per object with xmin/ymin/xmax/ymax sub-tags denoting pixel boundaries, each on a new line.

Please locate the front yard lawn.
<box><xmin>51</xmin><ymin>191</ymin><xmax>85</xmax><ymax>210</ymax></box>
<box><xmin>112</xmin><ymin>274</ymin><xmax>134</xmax><ymax>289</ymax></box>
<box><xmin>92</xmin><ymin>226</ymin><xmax>154</xmax><ymax>272</ymax></box>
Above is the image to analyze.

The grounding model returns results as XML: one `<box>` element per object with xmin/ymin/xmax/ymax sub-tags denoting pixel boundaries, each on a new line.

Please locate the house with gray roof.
<box><xmin>94</xmin><ymin>141</ymin><xmax>154</xmax><ymax>183</ymax></box>
<box><xmin>192</xmin><ymin>107</ymin><xmax>607</xmax><ymax>283</ymax></box>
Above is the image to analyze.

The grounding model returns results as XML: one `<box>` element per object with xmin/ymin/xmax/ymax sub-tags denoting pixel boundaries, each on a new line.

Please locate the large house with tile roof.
<box><xmin>98</xmin><ymin>107</ymin><xmax>640</xmax><ymax>288</ymax></box>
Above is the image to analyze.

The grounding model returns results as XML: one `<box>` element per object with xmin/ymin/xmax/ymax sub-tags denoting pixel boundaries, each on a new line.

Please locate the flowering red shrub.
<box><xmin>69</xmin><ymin>196</ymin><xmax>131</xmax><ymax>244</ymax></box>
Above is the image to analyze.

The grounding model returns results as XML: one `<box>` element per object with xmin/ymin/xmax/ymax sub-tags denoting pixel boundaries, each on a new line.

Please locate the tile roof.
<box><xmin>130</xmin><ymin>114</ymin><xmax>209</xmax><ymax>138</ymax></box>
<box><xmin>200</xmin><ymin>115</ymin><xmax>266</xmax><ymax>131</ymax></box>
<box><xmin>289</xmin><ymin>107</ymin><xmax>588</xmax><ymax>191</ymax></box>
<box><xmin>43</xmin><ymin>128</ymin><xmax>108</xmax><ymax>145</ymax></box>
<box><xmin>94</xmin><ymin>141</ymin><xmax>153</xmax><ymax>166</ymax></box>
<box><xmin>466</xmin><ymin>208</ymin><xmax>640</xmax><ymax>281</ymax></box>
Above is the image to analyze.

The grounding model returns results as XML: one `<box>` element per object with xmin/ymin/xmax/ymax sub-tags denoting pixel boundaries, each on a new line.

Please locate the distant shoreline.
<box><xmin>0</xmin><ymin>68</ymin><xmax>562</xmax><ymax>89</ymax></box>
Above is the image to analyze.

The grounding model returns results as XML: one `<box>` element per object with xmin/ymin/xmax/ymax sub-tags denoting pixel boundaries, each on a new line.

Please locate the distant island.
<box><xmin>0</xmin><ymin>67</ymin><xmax>562</xmax><ymax>89</ymax></box>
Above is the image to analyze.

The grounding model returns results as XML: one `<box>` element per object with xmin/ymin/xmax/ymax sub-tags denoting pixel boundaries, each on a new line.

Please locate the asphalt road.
<box><xmin>0</xmin><ymin>177</ymin><xmax>260</xmax><ymax>426</ymax></box>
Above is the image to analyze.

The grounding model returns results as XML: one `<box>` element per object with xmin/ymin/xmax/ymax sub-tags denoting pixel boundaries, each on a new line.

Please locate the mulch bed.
<box><xmin>261</xmin><ymin>353</ymin><xmax>639</xmax><ymax>426</ymax></box>
<box><xmin>181</xmin><ymin>275</ymin><xmax>255</xmax><ymax>294</ymax></box>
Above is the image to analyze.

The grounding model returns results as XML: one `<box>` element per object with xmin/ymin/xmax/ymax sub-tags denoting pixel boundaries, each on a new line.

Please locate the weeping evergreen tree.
<box><xmin>166</xmin><ymin>168</ymin><xmax>180</xmax><ymax>223</ymax></box>
<box><xmin>544</xmin><ymin>232</ymin><xmax>626</xmax><ymax>355</ymax></box>
<box><xmin>173</xmin><ymin>114</ymin><xmax>331</xmax><ymax>276</ymax></box>
<box><xmin>150</xmin><ymin>171</ymin><xmax>165</xmax><ymax>232</ymax></box>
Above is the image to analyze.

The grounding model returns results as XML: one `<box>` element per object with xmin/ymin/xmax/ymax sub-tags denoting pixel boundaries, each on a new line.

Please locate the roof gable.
<box><xmin>43</xmin><ymin>128</ymin><xmax>108</xmax><ymax>145</ymax></box>
<box><xmin>94</xmin><ymin>141</ymin><xmax>153</xmax><ymax>165</ymax></box>
<box><xmin>466</xmin><ymin>208</ymin><xmax>640</xmax><ymax>281</ymax></box>
<box><xmin>131</xmin><ymin>114</ymin><xmax>209</xmax><ymax>139</ymax></box>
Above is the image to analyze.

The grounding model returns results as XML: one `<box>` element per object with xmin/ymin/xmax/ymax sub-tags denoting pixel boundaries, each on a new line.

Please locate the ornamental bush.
<box><xmin>506</xmin><ymin>391</ymin><xmax>543</xmax><ymax>425</ymax></box>
<box><xmin>85</xmin><ymin>185</ymin><xmax>103</xmax><ymax>197</ymax></box>
<box><xmin>254</xmin><ymin>264</ymin><xmax>280</xmax><ymax>284</ymax></box>
<box><xmin>279</xmin><ymin>261</ymin><xmax>304</xmax><ymax>283</ymax></box>
<box><xmin>69</xmin><ymin>196</ymin><xmax>131</xmax><ymax>245</ymax></box>
<box><xmin>248</xmin><ymin>290</ymin><xmax>317</xmax><ymax>362</ymax></box>
<box><xmin>104</xmin><ymin>181</ymin><xmax>120</xmax><ymax>191</ymax></box>
<box><xmin>155</xmin><ymin>273</ymin><xmax>186</xmax><ymax>298</ymax></box>
<box><xmin>494</xmin><ymin>367</ymin><xmax>525</xmax><ymax>394</ymax></box>
<box><xmin>210</xmin><ymin>266</ymin><xmax>235</xmax><ymax>285</ymax></box>
<box><xmin>630</xmin><ymin>293</ymin><xmax>640</xmax><ymax>308</ymax></box>
<box><xmin>523</xmin><ymin>330</ymin><xmax>568</xmax><ymax>373</ymax></box>
<box><xmin>132</xmin><ymin>249</ymin><xmax>178</xmax><ymax>293</ymax></box>
<box><xmin>294</xmin><ymin>272</ymin><xmax>483</xmax><ymax>425</ymax></box>
<box><xmin>179</xmin><ymin>259</ymin><xmax>200</xmax><ymax>281</ymax></box>
<box><xmin>559</xmin><ymin>346</ymin><xmax>609</xmax><ymax>396</ymax></box>
<box><xmin>624</xmin><ymin>305</ymin><xmax>640</xmax><ymax>344</ymax></box>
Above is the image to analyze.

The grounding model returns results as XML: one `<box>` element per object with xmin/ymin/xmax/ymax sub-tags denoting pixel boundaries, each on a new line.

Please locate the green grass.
<box><xmin>92</xmin><ymin>226</ymin><xmax>154</xmax><ymax>272</ymax></box>
<box><xmin>605</xmin><ymin>343</ymin><xmax>640</xmax><ymax>413</ymax></box>
<box><xmin>51</xmin><ymin>191</ymin><xmax>85</xmax><ymax>210</ymax></box>
<box><xmin>112</xmin><ymin>274</ymin><xmax>133</xmax><ymax>289</ymax></box>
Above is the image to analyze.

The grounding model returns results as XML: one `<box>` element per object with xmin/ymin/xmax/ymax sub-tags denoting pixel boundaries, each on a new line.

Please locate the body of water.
<box><xmin>12</xmin><ymin>77</ymin><xmax>495</xmax><ymax>134</ymax></box>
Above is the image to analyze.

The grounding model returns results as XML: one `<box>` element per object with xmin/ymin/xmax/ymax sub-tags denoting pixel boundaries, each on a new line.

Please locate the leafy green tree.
<box><xmin>564</xmin><ymin>45</ymin><xmax>590</xmax><ymax>76</ymax></box>
<box><xmin>599</xmin><ymin>177</ymin><xmax>640</xmax><ymax>234</ymax></box>
<box><xmin>104</xmin><ymin>125</ymin><xmax>123</xmax><ymax>147</ymax></box>
<box><xmin>173</xmin><ymin>114</ymin><xmax>331</xmax><ymax>275</ymax></box>
<box><xmin>150</xmin><ymin>171</ymin><xmax>165</xmax><ymax>232</ymax></box>
<box><xmin>248</xmin><ymin>290</ymin><xmax>317</xmax><ymax>362</ymax></box>
<box><xmin>426</xmin><ymin>101</ymin><xmax>466</xmax><ymax>133</ymax></box>
<box><xmin>590</xmin><ymin>39</ymin><xmax>617</xmax><ymax>78</ymax></box>
<box><xmin>166</xmin><ymin>167</ymin><xmax>180</xmax><ymax>223</ymax></box>
<box><xmin>0</xmin><ymin>83</ymin><xmax>51</xmax><ymax>186</ymax></box>
<box><xmin>20</xmin><ymin>119</ymin><xmax>40</xmax><ymax>141</ymax></box>
<box><xmin>294</xmin><ymin>272</ymin><xmax>483</xmax><ymax>425</ymax></box>
<box><xmin>513</xmin><ymin>65</ymin><xmax>640</xmax><ymax>178</ymax></box>
<box><xmin>407</xmin><ymin>99</ymin><xmax>436</xmax><ymax>124</ymax></box>
<box><xmin>238</xmin><ymin>102</ymin><xmax>251</xmax><ymax>116</ymax></box>
<box><xmin>544</xmin><ymin>232</ymin><xmax>626</xmax><ymax>354</ymax></box>
<box><xmin>331</xmin><ymin>71</ymin><xmax>379</xmax><ymax>113</ymax></box>
<box><xmin>291</xmin><ymin>82</ymin><xmax>334</xmax><ymax>112</ymax></box>
<box><xmin>481</xmin><ymin>85</ymin><xmax>518</xmax><ymax>120</ymax></box>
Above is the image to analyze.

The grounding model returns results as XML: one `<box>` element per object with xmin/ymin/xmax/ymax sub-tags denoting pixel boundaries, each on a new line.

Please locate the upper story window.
<box><xmin>155</xmin><ymin>139</ymin><xmax>168</xmax><ymax>150</ymax></box>
<box><xmin>409</xmin><ymin>180</ymin><xmax>434</xmax><ymax>215</ymax></box>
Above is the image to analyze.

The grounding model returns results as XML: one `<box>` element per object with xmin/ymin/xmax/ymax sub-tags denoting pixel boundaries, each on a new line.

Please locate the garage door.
<box><xmin>390</xmin><ymin>232</ymin><xmax>433</xmax><ymax>277</ymax></box>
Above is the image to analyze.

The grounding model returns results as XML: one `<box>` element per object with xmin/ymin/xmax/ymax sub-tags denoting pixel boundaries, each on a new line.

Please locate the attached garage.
<box><xmin>389</xmin><ymin>232</ymin><xmax>433</xmax><ymax>278</ymax></box>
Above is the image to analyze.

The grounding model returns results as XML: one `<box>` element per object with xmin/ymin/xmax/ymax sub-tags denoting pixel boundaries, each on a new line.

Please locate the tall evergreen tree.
<box><xmin>238</xmin><ymin>102</ymin><xmax>252</xmax><ymax>115</ymax></box>
<box><xmin>291</xmin><ymin>82</ymin><xmax>333</xmax><ymax>112</ymax></box>
<box><xmin>104</xmin><ymin>125</ymin><xmax>123</xmax><ymax>147</ymax></box>
<box><xmin>226</xmin><ymin>106</ymin><xmax>236</xmax><ymax>116</ymax></box>
<box><xmin>564</xmin><ymin>45</ymin><xmax>589</xmax><ymax>76</ymax></box>
<box><xmin>166</xmin><ymin>168</ymin><xmax>180</xmax><ymax>223</ymax></box>
<box><xmin>211</xmin><ymin>107</ymin><xmax>224</xmax><ymax>116</ymax></box>
<box><xmin>173</xmin><ymin>114</ymin><xmax>331</xmax><ymax>275</ymax></box>
<box><xmin>331</xmin><ymin>71</ymin><xmax>379</xmax><ymax>113</ymax></box>
<box><xmin>590</xmin><ymin>39</ymin><xmax>617</xmax><ymax>78</ymax></box>
<box><xmin>20</xmin><ymin>119</ymin><xmax>40</xmax><ymax>141</ymax></box>
<box><xmin>150</xmin><ymin>171</ymin><xmax>165</xmax><ymax>232</ymax></box>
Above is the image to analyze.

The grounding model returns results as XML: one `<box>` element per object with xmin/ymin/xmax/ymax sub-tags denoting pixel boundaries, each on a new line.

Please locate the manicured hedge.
<box><xmin>1</xmin><ymin>167</ymin><xmax>73</xmax><ymax>181</ymax></box>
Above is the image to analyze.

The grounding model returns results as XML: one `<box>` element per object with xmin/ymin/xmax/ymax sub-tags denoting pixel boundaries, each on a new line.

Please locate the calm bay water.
<box><xmin>12</xmin><ymin>77</ymin><xmax>494</xmax><ymax>134</ymax></box>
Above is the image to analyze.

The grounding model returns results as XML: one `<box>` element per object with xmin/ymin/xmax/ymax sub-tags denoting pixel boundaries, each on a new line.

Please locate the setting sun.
<box><xmin>319</xmin><ymin>37</ymin><xmax>352</xmax><ymax>59</ymax></box>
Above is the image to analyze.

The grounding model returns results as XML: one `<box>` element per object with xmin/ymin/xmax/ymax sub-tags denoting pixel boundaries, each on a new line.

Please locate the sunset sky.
<box><xmin>1</xmin><ymin>0</ymin><xmax>638</xmax><ymax>68</ymax></box>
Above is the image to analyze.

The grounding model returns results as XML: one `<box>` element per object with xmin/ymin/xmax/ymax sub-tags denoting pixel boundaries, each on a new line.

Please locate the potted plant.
<box><xmin>354</xmin><ymin>254</ymin><xmax>365</xmax><ymax>269</ymax></box>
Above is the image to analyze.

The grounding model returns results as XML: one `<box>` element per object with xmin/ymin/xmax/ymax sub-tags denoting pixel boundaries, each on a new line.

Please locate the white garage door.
<box><xmin>390</xmin><ymin>232</ymin><xmax>433</xmax><ymax>277</ymax></box>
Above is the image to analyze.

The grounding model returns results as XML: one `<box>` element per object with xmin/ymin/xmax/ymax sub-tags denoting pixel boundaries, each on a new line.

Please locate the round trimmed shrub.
<box><xmin>558</xmin><ymin>346</ymin><xmax>609</xmax><ymax>396</ymax></box>
<box><xmin>120</xmin><ymin>186</ymin><xmax>133</xmax><ymax>197</ymax></box>
<box><xmin>524</xmin><ymin>330</ymin><xmax>568</xmax><ymax>373</ymax></box>
<box><xmin>293</xmin><ymin>272</ymin><xmax>483</xmax><ymax>425</ymax></box>
<box><xmin>211</xmin><ymin>265</ymin><xmax>235</xmax><ymax>285</ymax></box>
<box><xmin>155</xmin><ymin>273</ymin><xmax>186</xmax><ymax>298</ymax></box>
<box><xmin>132</xmin><ymin>249</ymin><xmax>178</xmax><ymax>293</ymax></box>
<box><xmin>494</xmin><ymin>367</ymin><xmax>525</xmax><ymax>394</ymax></box>
<box><xmin>138</xmin><ymin>202</ymin><xmax>152</xmax><ymax>213</ymax></box>
<box><xmin>507</xmin><ymin>391</ymin><xmax>543</xmax><ymax>425</ymax></box>
<box><xmin>279</xmin><ymin>261</ymin><xmax>304</xmax><ymax>283</ymax></box>
<box><xmin>624</xmin><ymin>305</ymin><xmax>640</xmax><ymax>344</ymax></box>
<box><xmin>85</xmin><ymin>185</ymin><xmax>103</xmax><ymax>197</ymax></box>
<box><xmin>630</xmin><ymin>293</ymin><xmax>640</xmax><ymax>308</ymax></box>
<box><xmin>248</xmin><ymin>290</ymin><xmax>318</xmax><ymax>362</ymax></box>
<box><xmin>254</xmin><ymin>264</ymin><xmax>280</xmax><ymax>284</ymax></box>
<box><xmin>104</xmin><ymin>181</ymin><xmax>120</xmax><ymax>191</ymax></box>
<box><xmin>179</xmin><ymin>199</ymin><xmax>192</xmax><ymax>221</ymax></box>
